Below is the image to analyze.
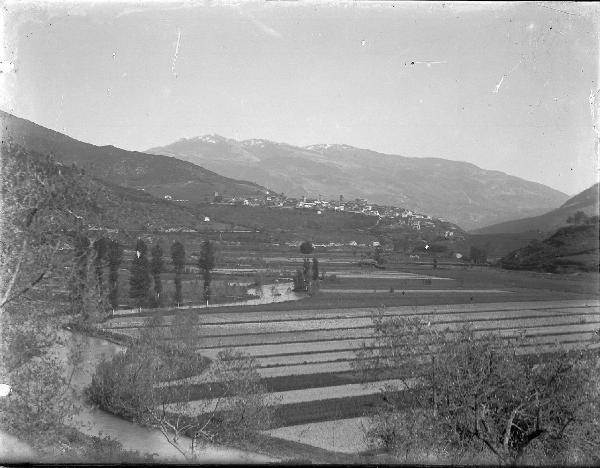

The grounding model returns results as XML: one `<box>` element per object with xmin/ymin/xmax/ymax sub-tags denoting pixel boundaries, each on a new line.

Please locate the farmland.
<box><xmin>97</xmin><ymin>252</ymin><xmax>600</xmax><ymax>458</ymax></box>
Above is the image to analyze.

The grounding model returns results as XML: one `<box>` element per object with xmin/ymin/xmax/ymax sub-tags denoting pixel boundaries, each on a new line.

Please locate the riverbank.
<box><xmin>109</xmin><ymin>281</ymin><xmax>303</xmax><ymax>317</ymax></box>
<box><xmin>54</xmin><ymin>331</ymin><xmax>277</xmax><ymax>463</ymax></box>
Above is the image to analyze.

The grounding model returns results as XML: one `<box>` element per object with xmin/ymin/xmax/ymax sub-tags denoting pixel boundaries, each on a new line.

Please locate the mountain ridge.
<box><xmin>147</xmin><ymin>134</ymin><xmax>569</xmax><ymax>230</ymax></box>
<box><xmin>0</xmin><ymin>111</ymin><xmax>268</xmax><ymax>203</ymax></box>
<box><xmin>472</xmin><ymin>183</ymin><xmax>599</xmax><ymax>235</ymax></box>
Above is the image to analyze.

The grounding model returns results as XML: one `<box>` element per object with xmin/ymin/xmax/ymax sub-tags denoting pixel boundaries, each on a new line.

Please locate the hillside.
<box><xmin>146</xmin><ymin>136</ymin><xmax>568</xmax><ymax>230</ymax></box>
<box><xmin>472</xmin><ymin>183</ymin><xmax>599</xmax><ymax>235</ymax></box>
<box><xmin>500</xmin><ymin>222</ymin><xmax>599</xmax><ymax>273</ymax></box>
<box><xmin>467</xmin><ymin>232</ymin><xmax>545</xmax><ymax>261</ymax></box>
<box><xmin>1</xmin><ymin>141</ymin><xmax>216</xmax><ymax>236</ymax></box>
<box><xmin>0</xmin><ymin>111</ymin><xmax>267</xmax><ymax>203</ymax></box>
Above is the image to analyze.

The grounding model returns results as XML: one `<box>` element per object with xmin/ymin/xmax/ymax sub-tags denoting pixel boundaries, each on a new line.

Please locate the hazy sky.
<box><xmin>2</xmin><ymin>1</ymin><xmax>599</xmax><ymax>195</ymax></box>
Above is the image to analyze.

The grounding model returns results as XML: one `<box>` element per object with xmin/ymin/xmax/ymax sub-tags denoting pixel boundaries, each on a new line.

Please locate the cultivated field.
<box><xmin>99</xmin><ymin>261</ymin><xmax>599</xmax><ymax>455</ymax></box>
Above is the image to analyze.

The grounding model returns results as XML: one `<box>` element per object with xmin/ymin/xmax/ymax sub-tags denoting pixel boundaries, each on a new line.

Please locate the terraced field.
<box><xmin>102</xmin><ymin>297</ymin><xmax>599</xmax><ymax>446</ymax></box>
<box><xmin>93</xmin><ymin>254</ymin><xmax>599</xmax><ymax>457</ymax></box>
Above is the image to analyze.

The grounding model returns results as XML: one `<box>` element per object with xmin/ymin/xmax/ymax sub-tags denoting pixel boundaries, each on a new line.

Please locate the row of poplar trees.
<box><xmin>129</xmin><ymin>239</ymin><xmax>216</xmax><ymax>309</ymax></box>
<box><xmin>73</xmin><ymin>237</ymin><xmax>216</xmax><ymax>312</ymax></box>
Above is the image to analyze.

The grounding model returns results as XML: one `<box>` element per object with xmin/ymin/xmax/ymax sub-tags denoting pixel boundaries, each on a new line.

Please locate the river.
<box><xmin>59</xmin><ymin>332</ymin><xmax>276</xmax><ymax>463</ymax></box>
<box><xmin>10</xmin><ymin>281</ymin><xmax>296</xmax><ymax>462</ymax></box>
<box><xmin>114</xmin><ymin>280</ymin><xmax>303</xmax><ymax>315</ymax></box>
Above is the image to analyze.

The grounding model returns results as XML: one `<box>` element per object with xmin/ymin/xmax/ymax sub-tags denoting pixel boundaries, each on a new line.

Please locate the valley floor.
<box><xmin>97</xmin><ymin>261</ymin><xmax>599</xmax><ymax>460</ymax></box>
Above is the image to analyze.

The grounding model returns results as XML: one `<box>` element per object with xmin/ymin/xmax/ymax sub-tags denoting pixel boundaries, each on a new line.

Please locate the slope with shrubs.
<box><xmin>501</xmin><ymin>222</ymin><xmax>599</xmax><ymax>273</ymax></box>
<box><xmin>473</xmin><ymin>183</ymin><xmax>599</xmax><ymax>235</ymax></box>
<box><xmin>2</xmin><ymin>140</ymin><xmax>207</xmax><ymax>234</ymax></box>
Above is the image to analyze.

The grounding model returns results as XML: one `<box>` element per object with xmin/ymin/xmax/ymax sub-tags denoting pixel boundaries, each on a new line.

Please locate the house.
<box><xmin>183</xmin><ymin>265</ymin><xmax>200</xmax><ymax>274</ymax></box>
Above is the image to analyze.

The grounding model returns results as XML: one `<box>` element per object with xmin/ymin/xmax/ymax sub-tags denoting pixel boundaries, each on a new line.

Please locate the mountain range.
<box><xmin>1</xmin><ymin>110</ymin><xmax>573</xmax><ymax>231</ymax></box>
<box><xmin>0</xmin><ymin>111</ymin><xmax>267</xmax><ymax>203</ymax></box>
<box><xmin>147</xmin><ymin>135</ymin><xmax>569</xmax><ymax>230</ymax></box>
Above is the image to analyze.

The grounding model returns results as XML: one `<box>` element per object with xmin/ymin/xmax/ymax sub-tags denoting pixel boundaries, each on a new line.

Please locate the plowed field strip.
<box><xmin>105</xmin><ymin>306</ymin><xmax>600</xmax><ymax>330</ymax></box>
<box><xmin>259</xmin><ymin>340</ymin><xmax>600</xmax><ymax>378</ymax></box>
<box><xmin>104</xmin><ymin>304</ymin><xmax>599</xmax><ymax>329</ymax></box>
<box><xmin>166</xmin><ymin>379</ymin><xmax>412</xmax><ymax>415</ymax></box>
<box><xmin>194</xmin><ymin>322</ymin><xmax>599</xmax><ymax>355</ymax></box>
<box><xmin>269</xmin><ymin>393</ymin><xmax>389</xmax><ymax>428</ymax></box>
<box><xmin>253</xmin><ymin>333</ymin><xmax>596</xmax><ymax>367</ymax></box>
<box><xmin>320</xmin><ymin>289</ymin><xmax>509</xmax><ymax>294</ymax></box>
<box><xmin>173</xmin><ymin>371</ymin><xmax>396</xmax><ymax>400</ymax></box>
<box><xmin>103</xmin><ymin>317</ymin><xmax>600</xmax><ymax>349</ymax></box>
<box><xmin>105</xmin><ymin>300</ymin><xmax>598</xmax><ymax>325</ymax></box>
<box><xmin>110</xmin><ymin>311</ymin><xmax>596</xmax><ymax>337</ymax></box>
<box><xmin>253</xmin><ymin>337</ymin><xmax>600</xmax><ymax>371</ymax></box>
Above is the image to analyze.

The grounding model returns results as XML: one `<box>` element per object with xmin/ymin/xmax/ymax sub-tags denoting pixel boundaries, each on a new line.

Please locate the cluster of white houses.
<box><xmin>160</xmin><ymin>190</ymin><xmax>461</xmax><ymax>237</ymax></box>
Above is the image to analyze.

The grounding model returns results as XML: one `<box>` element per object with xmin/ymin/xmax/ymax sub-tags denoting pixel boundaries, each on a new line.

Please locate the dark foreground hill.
<box><xmin>472</xmin><ymin>183</ymin><xmax>599</xmax><ymax>235</ymax></box>
<box><xmin>147</xmin><ymin>135</ymin><xmax>568</xmax><ymax>230</ymax></box>
<box><xmin>0</xmin><ymin>111</ymin><xmax>267</xmax><ymax>203</ymax></box>
<box><xmin>2</xmin><ymin>141</ymin><xmax>209</xmax><ymax>236</ymax></box>
<box><xmin>500</xmin><ymin>222</ymin><xmax>599</xmax><ymax>273</ymax></box>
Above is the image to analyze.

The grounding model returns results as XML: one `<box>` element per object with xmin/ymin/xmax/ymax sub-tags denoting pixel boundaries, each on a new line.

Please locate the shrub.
<box><xmin>355</xmin><ymin>314</ymin><xmax>600</xmax><ymax>465</ymax></box>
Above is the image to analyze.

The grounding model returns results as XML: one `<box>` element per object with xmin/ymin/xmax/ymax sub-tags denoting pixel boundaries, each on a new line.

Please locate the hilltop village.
<box><xmin>162</xmin><ymin>190</ymin><xmax>464</xmax><ymax>240</ymax></box>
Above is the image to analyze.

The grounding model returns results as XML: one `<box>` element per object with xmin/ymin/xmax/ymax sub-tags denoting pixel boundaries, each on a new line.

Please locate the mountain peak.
<box><xmin>186</xmin><ymin>134</ymin><xmax>229</xmax><ymax>144</ymax></box>
<box><xmin>241</xmin><ymin>138</ymin><xmax>270</xmax><ymax>148</ymax></box>
<box><xmin>305</xmin><ymin>143</ymin><xmax>358</xmax><ymax>152</ymax></box>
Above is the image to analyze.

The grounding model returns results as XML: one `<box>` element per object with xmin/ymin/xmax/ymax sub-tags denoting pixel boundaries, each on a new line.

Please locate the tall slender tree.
<box><xmin>107</xmin><ymin>239</ymin><xmax>123</xmax><ymax>310</ymax></box>
<box><xmin>198</xmin><ymin>240</ymin><xmax>216</xmax><ymax>305</ymax></box>
<box><xmin>312</xmin><ymin>257</ymin><xmax>319</xmax><ymax>280</ymax></box>
<box><xmin>129</xmin><ymin>239</ymin><xmax>151</xmax><ymax>309</ymax></box>
<box><xmin>93</xmin><ymin>237</ymin><xmax>108</xmax><ymax>294</ymax></box>
<box><xmin>70</xmin><ymin>233</ymin><xmax>90</xmax><ymax>316</ymax></box>
<box><xmin>170</xmin><ymin>241</ymin><xmax>185</xmax><ymax>306</ymax></box>
<box><xmin>149</xmin><ymin>243</ymin><xmax>164</xmax><ymax>307</ymax></box>
<box><xmin>302</xmin><ymin>257</ymin><xmax>311</xmax><ymax>290</ymax></box>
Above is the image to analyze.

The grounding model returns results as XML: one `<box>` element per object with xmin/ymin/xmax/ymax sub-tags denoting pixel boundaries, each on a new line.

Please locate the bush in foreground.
<box><xmin>86</xmin><ymin>313</ymin><xmax>275</xmax><ymax>460</ymax></box>
<box><xmin>355</xmin><ymin>313</ymin><xmax>600</xmax><ymax>465</ymax></box>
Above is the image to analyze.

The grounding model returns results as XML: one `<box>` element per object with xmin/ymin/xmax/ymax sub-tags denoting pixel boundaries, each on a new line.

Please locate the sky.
<box><xmin>2</xmin><ymin>1</ymin><xmax>599</xmax><ymax>196</ymax></box>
